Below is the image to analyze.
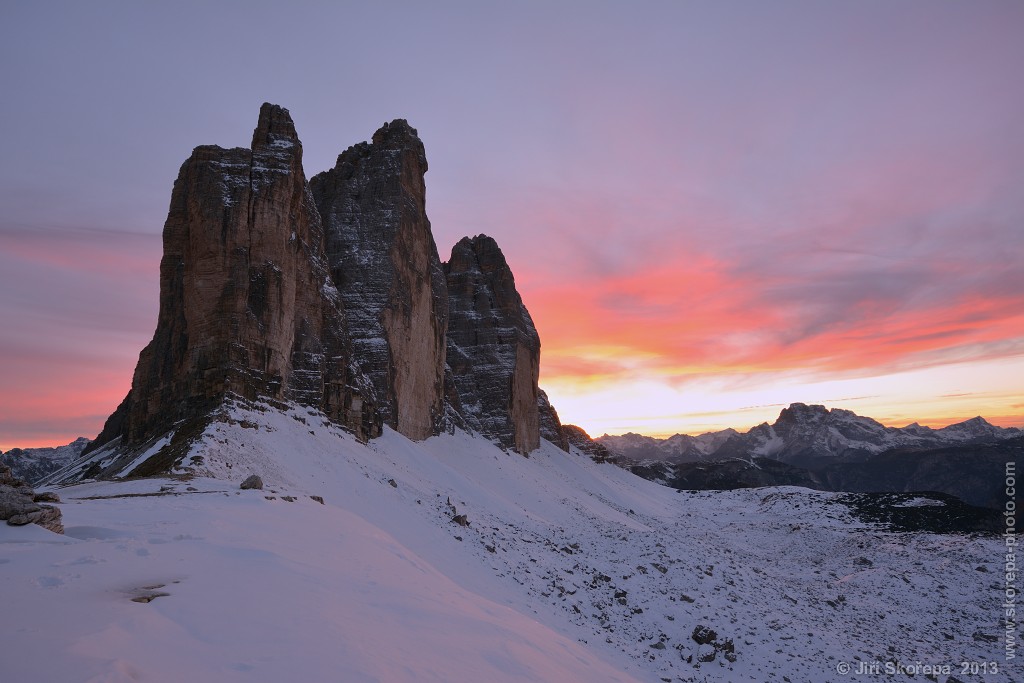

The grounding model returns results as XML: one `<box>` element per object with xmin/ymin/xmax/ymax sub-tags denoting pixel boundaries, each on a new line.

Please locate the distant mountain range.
<box><xmin>598</xmin><ymin>403</ymin><xmax>1021</xmax><ymax>508</ymax></box>
<box><xmin>0</xmin><ymin>438</ymin><xmax>89</xmax><ymax>485</ymax></box>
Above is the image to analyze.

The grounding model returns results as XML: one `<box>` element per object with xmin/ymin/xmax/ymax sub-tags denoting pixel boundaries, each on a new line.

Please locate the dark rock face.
<box><xmin>562</xmin><ymin>424</ymin><xmax>613</xmax><ymax>462</ymax></box>
<box><xmin>663</xmin><ymin>458</ymin><xmax>826</xmax><ymax>492</ymax></box>
<box><xmin>820</xmin><ymin>437</ymin><xmax>1024</xmax><ymax>509</ymax></box>
<box><xmin>0</xmin><ymin>463</ymin><xmax>63</xmax><ymax>533</ymax></box>
<box><xmin>49</xmin><ymin>106</ymin><xmax>559</xmax><ymax>482</ymax></box>
<box><xmin>310</xmin><ymin>120</ymin><xmax>448</xmax><ymax>441</ymax></box>
<box><xmin>538</xmin><ymin>390</ymin><xmax>569</xmax><ymax>451</ymax></box>
<box><xmin>444</xmin><ymin>235</ymin><xmax>540</xmax><ymax>455</ymax></box>
<box><xmin>85</xmin><ymin>104</ymin><xmax>377</xmax><ymax>476</ymax></box>
<box><xmin>834</xmin><ymin>491</ymin><xmax>1004</xmax><ymax>534</ymax></box>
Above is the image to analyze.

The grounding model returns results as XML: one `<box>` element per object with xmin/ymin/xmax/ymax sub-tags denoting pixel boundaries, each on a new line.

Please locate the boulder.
<box><xmin>240</xmin><ymin>475</ymin><xmax>264</xmax><ymax>490</ymax></box>
<box><xmin>0</xmin><ymin>463</ymin><xmax>63</xmax><ymax>533</ymax></box>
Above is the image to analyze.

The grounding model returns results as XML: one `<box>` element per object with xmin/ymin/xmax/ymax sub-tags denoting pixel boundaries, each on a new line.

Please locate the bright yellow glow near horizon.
<box><xmin>541</xmin><ymin>355</ymin><xmax>1024</xmax><ymax>438</ymax></box>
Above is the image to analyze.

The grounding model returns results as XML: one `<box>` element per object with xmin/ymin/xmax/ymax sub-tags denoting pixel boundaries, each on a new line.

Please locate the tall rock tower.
<box><xmin>54</xmin><ymin>106</ymin><xmax>568</xmax><ymax>483</ymax></box>
<box><xmin>310</xmin><ymin>120</ymin><xmax>449</xmax><ymax>441</ymax></box>
<box><xmin>444</xmin><ymin>235</ymin><xmax>541</xmax><ymax>455</ymax></box>
<box><xmin>84</xmin><ymin>104</ymin><xmax>377</xmax><ymax>477</ymax></box>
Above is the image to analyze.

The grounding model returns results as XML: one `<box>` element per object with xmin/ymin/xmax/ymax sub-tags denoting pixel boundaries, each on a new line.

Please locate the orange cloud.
<box><xmin>525</xmin><ymin>243</ymin><xmax>1024</xmax><ymax>398</ymax></box>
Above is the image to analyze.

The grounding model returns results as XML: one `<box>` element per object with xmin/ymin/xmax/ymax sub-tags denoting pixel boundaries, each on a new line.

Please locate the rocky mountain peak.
<box><xmin>940</xmin><ymin>416</ymin><xmax>1002</xmax><ymax>439</ymax></box>
<box><xmin>1</xmin><ymin>438</ymin><xmax>90</xmax><ymax>485</ymax></box>
<box><xmin>445</xmin><ymin>234</ymin><xmax>541</xmax><ymax>455</ymax></box>
<box><xmin>47</xmin><ymin>105</ymin><xmax>565</xmax><ymax>483</ymax></box>
<box><xmin>251</xmin><ymin>102</ymin><xmax>300</xmax><ymax>151</ymax></box>
<box><xmin>310</xmin><ymin>116</ymin><xmax>448</xmax><ymax>441</ymax></box>
<box><xmin>76</xmin><ymin>103</ymin><xmax>378</xmax><ymax>480</ymax></box>
<box><xmin>371</xmin><ymin>119</ymin><xmax>426</xmax><ymax>160</ymax></box>
<box><xmin>447</xmin><ymin>235</ymin><xmax>534</xmax><ymax>327</ymax></box>
<box><xmin>775</xmin><ymin>402</ymin><xmax>829</xmax><ymax>425</ymax></box>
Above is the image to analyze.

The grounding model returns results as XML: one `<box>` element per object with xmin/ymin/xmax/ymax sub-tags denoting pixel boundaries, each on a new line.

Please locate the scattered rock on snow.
<box><xmin>240</xmin><ymin>475</ymin><xmax>264</xmax><ymax>490</ymax></box>
<box><xmin>692</xmin><ymin>625</ymin><xmax>717</xmax><ymax>645</ymax></box>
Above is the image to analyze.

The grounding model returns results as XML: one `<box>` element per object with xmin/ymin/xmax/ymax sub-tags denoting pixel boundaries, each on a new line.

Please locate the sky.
<box><xmin>1</xmin><ymin>1</ymin><xmax>1022</xmax><ymax>449</ymax></box>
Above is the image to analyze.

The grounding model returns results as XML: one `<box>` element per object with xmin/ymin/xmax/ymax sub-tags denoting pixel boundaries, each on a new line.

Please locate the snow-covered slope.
<box><xmin>3</xmin><ymin>401</ymin><xmax>1010</xmax><ymax>682</ymax></box>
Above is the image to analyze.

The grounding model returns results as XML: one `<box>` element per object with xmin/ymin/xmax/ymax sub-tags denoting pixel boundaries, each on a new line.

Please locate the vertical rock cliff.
<box><xmin>59</xmin><ymin>106</ymin><xmax>563</xmax><ymax>481</ymax></box>
<box><xmin>444</xmin><ymin>235</ymin><xmax>541</xmax><ymax>455</ymax></box>
<box><xmin>310</xmin><ymin>120</ymin><xmax>448</xmax><ymax>441</ymax></box>
<box><xmin>86</xmin><ymin>104</ymin><xmax>377</xmax><ymax>475</ymax></box>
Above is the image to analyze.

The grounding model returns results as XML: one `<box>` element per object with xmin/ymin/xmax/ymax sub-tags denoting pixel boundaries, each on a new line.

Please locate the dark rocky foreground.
<box><xmin>0</xmin><ymin>462</ymin><xmax>62</xmax><ymax>533</ymax></box>
<box><xmin>831</xmin><ymin>492</ymin><xmax>1004</xmax><ymax>534</ymax></box>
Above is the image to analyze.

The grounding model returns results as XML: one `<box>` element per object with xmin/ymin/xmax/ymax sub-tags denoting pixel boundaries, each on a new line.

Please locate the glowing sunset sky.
<box><xmin>1</xmin><ymin>1</ymin><xmax>1022</xmax><ymax>449</ymax></box>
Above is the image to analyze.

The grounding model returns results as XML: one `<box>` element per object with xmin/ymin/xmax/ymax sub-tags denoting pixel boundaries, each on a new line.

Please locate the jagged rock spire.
<box><xmin>81</xmin><ymin>104</ymin><xmax>376</xmax><ymax>479</ymax></box>
<box><xmin>62</xmin><ymin>106</ymin><xmax>564</xmax><ymax>482</ymax></box>
<box><xmin>444</xmin><ymin>235</ymin><xmax>541</xmax><ymax>455</ymax></box>
<box><xmin>310</xmin><ymin>119</ymin><xmax>449</xmax><ymax>441</ymax></box>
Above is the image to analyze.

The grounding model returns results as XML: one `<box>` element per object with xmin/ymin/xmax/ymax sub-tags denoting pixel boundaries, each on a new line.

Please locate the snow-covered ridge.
<box><xmin>3</xmin><ymin>400</ymin><xmax>1007</xmax><ymax>682</ymax></box>
<box><xmin>1</xmin><ymin>437</ymin><xmax>90</xmax><ymax>484</ymax></box>
<box><xmin>600</xmin><ymin>403</ymin><xmax>1021</xmax><ymax>465</ymax></box>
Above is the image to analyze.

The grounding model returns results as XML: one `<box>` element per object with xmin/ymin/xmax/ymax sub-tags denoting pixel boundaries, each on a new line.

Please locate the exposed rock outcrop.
<box><xmin>82</xmin><ymin>104</ymin><xmax>377</xmax><ymax>478</ymax></box>
<box><xmin>660</xmin><ymin>457</ymin><xmax>826</xmax><ymax>492</ymax></box>
<box><xmin>538</xmin><ymin>390</ymin><xmax>569</xmax><ymax>451</ymax></box>
<box><xmin>46</xmin><ymin>106</ymin><xmax>560</xmax><ymax>483</ymax></box>
<box><xmin>0</xmin><ymin>463</ymin><xmax>63</xmax><ymax>533</ymax></box>
<box><xmin>444</xmin><ymin>235</ymin><xmax>540</xmax><ymax>455</ymax></box>
<box><xmin>310</xmin><ymin>120</ymin><xmax>449</xmax><ymax>441</ymax></box>
<box><xmin>563</xmin><ymin>425</ymin><xmax>613</xmax><ymax>462</ymax></box>
<box><xmin>240</xmin><ymin>474</ymin><xmax>264</xmax><ymax>490</ymax></box>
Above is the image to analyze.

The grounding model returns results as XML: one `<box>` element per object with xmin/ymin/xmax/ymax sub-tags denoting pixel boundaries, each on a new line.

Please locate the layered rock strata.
<box><xmin>444</xmin><ymin>235</ymin><xmax>541</xmax><ymax>455</ymax></box>
<box><xmin>57</xmin><ymin>106</ymin><xmax>565</xmax><ymax>481</ymax></box>
<box><xmin>85</xmin><ymin>104</ymin><xmax>377</xmax><ymax>475</ymax></box>
<box><xmin>0</xmin><ymin>463</ymin><xmax>63</xmax><ymax>533</ymax></box>
<box><xmin>311</xmin><ymin>120</ymin><xmax>449</xmax><ymax>441</ymax></box>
